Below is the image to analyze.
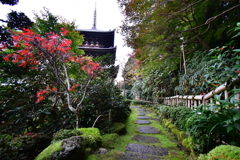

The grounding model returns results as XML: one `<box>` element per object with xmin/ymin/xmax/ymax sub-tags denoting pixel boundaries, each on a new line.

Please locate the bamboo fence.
<box><xmin>160</xmin><ymin>78</ymin><xmax>240</xmax><ymax>108</ymax></box>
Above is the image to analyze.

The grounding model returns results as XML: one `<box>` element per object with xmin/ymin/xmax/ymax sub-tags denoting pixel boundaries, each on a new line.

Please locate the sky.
<box><xmin>0</xmin><ymin>0</ymin><xmax>132</xmax><ymax>81</ymax></box>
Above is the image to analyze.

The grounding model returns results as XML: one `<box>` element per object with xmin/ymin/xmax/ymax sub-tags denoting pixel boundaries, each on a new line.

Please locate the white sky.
<box><xmin>0</xmin><ymin>0</ymin><xmax>132</xmax><ymax>81</ymax></box>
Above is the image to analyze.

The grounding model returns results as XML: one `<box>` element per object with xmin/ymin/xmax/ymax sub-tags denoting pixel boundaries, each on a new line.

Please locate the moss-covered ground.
<box><xmin>87</xmin><ymin>105</ymin><xmax>189</xmax><ymax>160</ymax></box>
<box><xmin>35</xmin><ymin>141</ymin><xmax>62</xmax><ymax>160</ymax></box>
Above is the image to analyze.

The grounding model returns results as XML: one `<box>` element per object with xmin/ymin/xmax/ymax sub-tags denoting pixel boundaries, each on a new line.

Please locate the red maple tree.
<box><xmin>3</xmin><ymin>28</ymin><xmax>101</xmax><ymax>129</ymax></box>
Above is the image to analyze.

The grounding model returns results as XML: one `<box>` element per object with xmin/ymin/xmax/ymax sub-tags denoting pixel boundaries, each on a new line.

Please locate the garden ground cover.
<box><xmin>88</xmin><ymin>105</ymin><xmax>188</xmax><ymax>160</ymax></box>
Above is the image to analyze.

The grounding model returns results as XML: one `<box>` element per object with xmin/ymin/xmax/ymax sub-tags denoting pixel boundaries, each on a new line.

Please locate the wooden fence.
<box><xmin>160</xmin><ymin>78</ymin><xmax>240</xmax><ymax>108</ymax></box>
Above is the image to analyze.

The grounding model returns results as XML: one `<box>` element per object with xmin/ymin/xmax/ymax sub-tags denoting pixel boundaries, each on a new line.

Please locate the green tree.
<box><xmin>0</xmin><ymin>0</ymin><xmax>19</xmax><ymax>5</ymax></box>
<box><xmin>117</xmin><ymin>0</ymin><xmax>240</xmax><ymax>99</ymax></box>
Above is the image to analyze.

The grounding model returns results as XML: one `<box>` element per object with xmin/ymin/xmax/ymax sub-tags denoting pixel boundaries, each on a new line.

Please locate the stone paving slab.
<box><xmin>137</xmin><ymin>113</ymin><xmax>146</xmax><ymax>116</ymax></box>
<box><xmin>126</xmin><ymin>143</ymin><xmax>169</xmax><ymax>156</ymax></box>
<box><xmin>117</xmin><ymin>152</ymin><xmax>165</xmax><ymax>160</ymax></box>
<box><xmin>132</xmin><ymin>106</ymin><xmax>139</xmax><ymax>108</ymax></box>
<box><xmin>133</xmin><ymin>135</ymin><xmax>160</xmax><ymax>143</ymax></box>
<box><xmin>137</xmin><ymin>108</ymin><xmax>146</xmax><ymax>112</ymax></box>
<box><xmin>136</xmin><ymin>120</ymin><xmax>151</xmax><ymax>124</ymax></box>
<box><xmin>151</xmin><ymin>118</ymin><xmax>160</xmax><ymax>122</ymax></box>
<box><xmin>138</xmin><ymin>126</ymin><xmax>159</xmax><ymax>134</ymax></box>
<box><xmin>145</xmin><ymin>110</ymin><xmax>154</xmax><ymax>113</ymax></box>
<box><xmin>138</xmin><ymin>116</ymin><xmax>151</xmax><ymax>119</ymax></box>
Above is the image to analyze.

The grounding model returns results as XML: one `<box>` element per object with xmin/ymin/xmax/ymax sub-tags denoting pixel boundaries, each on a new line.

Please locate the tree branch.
<box><xmin>182</xmin><ymin>4</ymin><xmax>240</xmax><ymax>33</ymax></box>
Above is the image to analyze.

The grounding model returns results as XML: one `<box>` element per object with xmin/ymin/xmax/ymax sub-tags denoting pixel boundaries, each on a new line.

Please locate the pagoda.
<box><xmin>77</xmin><ymin>3</ymin><xmax>117</xmax><ymax>65</ymax></box>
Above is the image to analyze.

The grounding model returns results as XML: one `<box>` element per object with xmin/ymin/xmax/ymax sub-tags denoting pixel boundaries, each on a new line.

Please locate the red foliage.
<box><xmin>3</xmin><ymin>28</ymin><xmax>101</xmax><ymax>104</ymax></box>
<box><xmin>69</xmin><ymin>84</ymin><xmax>79</xmax><ymax>92</ymax></box>
<box><xmin>81</xmin><ymin>61</ymin><xmax>101</xmax><ymax>78</ymax></box>
<box><xmin>0</xmin><ymin>42</ymin><xmax>8</xmax><ymax>51</ymax></box>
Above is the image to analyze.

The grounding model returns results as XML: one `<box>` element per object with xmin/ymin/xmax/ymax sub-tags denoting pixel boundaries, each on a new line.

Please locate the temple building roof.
<box><xmin>77</xmin><ymin>2</ymin><xmax>116</xmax><ymax>65</ymax></box>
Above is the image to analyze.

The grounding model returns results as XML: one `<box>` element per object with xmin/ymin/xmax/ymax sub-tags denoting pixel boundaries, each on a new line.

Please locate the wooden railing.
<box><xmin>160</xmin><ymin>78</ymin><xmax>240</xmax><ymax>108</ymax></box>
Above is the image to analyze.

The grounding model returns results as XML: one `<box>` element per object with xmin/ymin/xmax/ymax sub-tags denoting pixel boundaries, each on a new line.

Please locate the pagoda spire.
<box><xmin>92</xmin><ymin>2</ymin><xmax>97</xmax><ymax>30</ymax></box>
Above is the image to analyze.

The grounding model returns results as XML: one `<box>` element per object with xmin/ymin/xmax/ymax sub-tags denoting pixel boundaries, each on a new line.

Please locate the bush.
<box><xmin>182</xmin><ymin>137</ymin><xmax>193</xmax><ymax>153</ymax></box>
<box><xmin>177</xmin><ymin>131</ymin><xmax>187</xmax><ymax>142</ymax></box>
<box><xmin>198</xmin><ymin>145</ymin><xmax>240</xmax><ymax>160</ymax></box>
<box><xmin>0</xmin><ymin>133</ymin><xmax>51</xmax><ymax>160</ymax></box>
<box><xmin>79</xmin><ymin>79</ymin><xmax>131</xmax><ymax>131</ymax></box>
<box><xmin>156</xmin><ymin>104</ymin><xmax>240</xmax><ymax>154</ymax></box>
<box><xmin>184</xmin><ymin>106</ymin><xmax>240</xmax><ymax>154</ymax></box>
<box><xmin>161</xmin><ymin>119</ymin><xmax>172</xmax><ymax>128</ymax></box>
<box><xmin>171</xmin><ymin>128</ymin><xmax>179</xmax><ymax>137</ymax></box>
<box><xmin>52</xmin><ymin>129</ymin><xmax>82</xmax><ymax>143</ymax></box>
<box><xmin>131</xmin><ymin>99</ymin><xmax>151</xmax><ymax>105</ymax></box>
<box><xmin>0</xmin><ymin>134</ymin><xmax>19</xmax><ymax>160</ymax></box>
<box><xmin>156</xmin><ymin>105</ymin><xmax>191</xmax><ymax>130</ymax></box>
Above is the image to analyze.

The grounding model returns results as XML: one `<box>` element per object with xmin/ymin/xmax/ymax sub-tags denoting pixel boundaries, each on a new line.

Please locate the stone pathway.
<box><xmin>117</xmin><ymin>106</ymin><xmax>175</xmax><ymax>160</ymax></box>
<box><xmin>92</xmin><ymin>105</ymin><xmax>187</xmax><ymax>160</ymax></box>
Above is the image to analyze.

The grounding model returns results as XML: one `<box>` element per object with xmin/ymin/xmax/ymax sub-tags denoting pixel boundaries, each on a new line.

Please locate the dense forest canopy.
<box><xmin>118</xmin><ymin>0</ymin><xmax>240</xmax><ymax>100</ymax></box>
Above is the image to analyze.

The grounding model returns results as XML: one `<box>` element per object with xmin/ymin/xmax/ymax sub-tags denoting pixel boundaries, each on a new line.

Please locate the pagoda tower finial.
<box><xmin>92</xmin><ymin>2</ymin><xmax>97</xmax><ymax>30</ymax></box>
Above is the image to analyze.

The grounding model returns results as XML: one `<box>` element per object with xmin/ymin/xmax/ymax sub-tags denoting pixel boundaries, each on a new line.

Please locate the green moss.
<box><xmin>78</xmin><ymin>128</ymin><xmax>102</xmax><ymax>146</ymax></box>
<box><xmin>177</xmin><ymin>131</ymin><xmax>187</xmax><ymax>142</ymax></box>
<box><xmin>182</xmin><ymin>137</ymin><xmax>192</xmax><ymax>152</ymax></box>
<box><xmin>85</xmin><ymin>147</ymin><xmax>93</xmax><ymax>157</ymax></box>
<box><xmin>102</xmin><ymin>133</ymin><xmax>119</xmax><ymax>149</ymax></box>
<box><xmin>35</xmin><ymin>141</ymin><xmax>62</xmax><ymax>160</ymax></box>
<box><xmin>162</xmin><ymin>119</ymin><xmax>172</xmax><ymax>128</ymax></box>
<box><xmin>52</xmin><ymin>129</ymin><xmax>82</xmax><ymax>143</ymax></box>
<box><xmin>204</xmin><ymin>145</ymin><xmax>240</xmax><ymax>160</ymax></box>
<box><xmin>171</xmin><ymin>128</ymin><xmax>179</xmax><ymax>137</ymax></box>
<box><xmin>112</xmin><ymin>123</ymin><xmax>126</xmax><ymax>135</ymax></box>
<box><xmin>167</xmin><ymin>124</ymin><xmax>176</xmax><ymax>130</ymax></box>
<box><xmin>198</xmin><ymin>154</ymin><xmax>208</xmax><ymax>160</ymax></box>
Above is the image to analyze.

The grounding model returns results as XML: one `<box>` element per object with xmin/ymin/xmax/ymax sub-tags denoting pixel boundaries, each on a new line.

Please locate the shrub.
<box><xmin>80</xmin><ymin>79</ymin><xmax>131</xmax><ymax>129</ymax></box>
<box><xmin>131</xmin><ymin>99</ymin><xmax>150</xmax><ymax>105</ymax></box>
<box><xmin>156</xmin><ymin>105</ymin><xmax>191</xmax><ymax>130</ymax></box>
<box><xmin>184</xmin><ymin>105</ymin><xmax>240</xmax><ymax>153</ymax></box>
<box><xmin>0</xmin><ymin>134</ymin><xmax>19</xmax><ymax>160</ymax></box>
<box><xmin>156</xmin><ymin>104</ymin><xmax>240</xmax><ymax>154</ymax></box>
<box><xmin>198</xmin><ymin>145</ymin><xmax>240</xmax><ymax>160</ymax></box>
<box><xmin>171</xmin><ymin>128</ymin><xmax>179</xmax><ymax>137</ymax></box>
<box><xmin>0</xmin><ymin>133</ymin><xmax>51</xmax><ymax>160</ymax></box>
<box><xmin>167</xmin><ymin>124</ymin><xmax>176</xmax><ymax>130</ymax></box>
<box><xmin>182</xmin><ymin>137</ymin><xmax>193</xmax><ymax>152</ymax></box>
<box><xmin>162</xmin><ymin>119</ymin><xmax>172</xmax><ymax>128</ymax></box>
<box><xmin>177</xmin><ymin>131</ymin><xmax>187</xmax><ymax>142</ymax></box>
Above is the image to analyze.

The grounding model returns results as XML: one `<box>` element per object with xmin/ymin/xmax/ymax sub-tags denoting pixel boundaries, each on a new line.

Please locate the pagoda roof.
<box><xmin>76</xmin><ymin>29</ymin><xmax>115</xmax><ymax>33</ymax></box>
<box><xmin>78</xmin><ymin>46</ymin><xmax>116</xmax><ymax>51</ymax></box>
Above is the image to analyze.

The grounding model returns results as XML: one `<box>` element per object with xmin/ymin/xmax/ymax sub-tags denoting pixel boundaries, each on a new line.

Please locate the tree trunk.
<box><xmin>75</xmin><ymin>113</ymin><xmax>79</xmax><ymax>129</ymax></box>
<box><xmin>195</xmin><ymin>33</ymin><xmax>211</xmax><ymax>50</ymax></box>
<box><xmin>181</xmin><ymin>44</ymin><xmax>187</xmax><ymax>75</ymax></box>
